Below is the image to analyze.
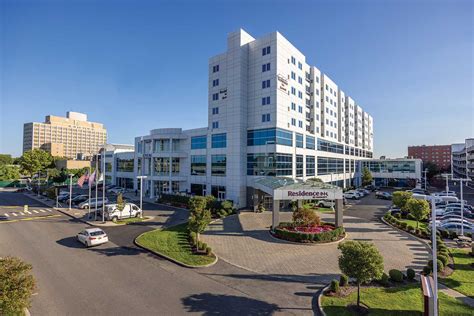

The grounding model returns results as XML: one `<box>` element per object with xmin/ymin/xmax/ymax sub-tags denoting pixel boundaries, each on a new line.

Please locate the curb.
<box><xmin>267</xmin><ymin>230</ymin><xmax>347</xmax><ymax>246</ymax></box>
<box><xmin>380</xmin><ymin>216</ymin><xmax>432</xmax><ymax>253</ymax></box>
<box><xmin>316</xmin><ymin>283</ymin><xmax>330</xmax><ymax>316</ymax></box>
<box><xmin>134</xmin><ymin>230</ymin><xmax>218</xmax><ymax>269</ymax></box>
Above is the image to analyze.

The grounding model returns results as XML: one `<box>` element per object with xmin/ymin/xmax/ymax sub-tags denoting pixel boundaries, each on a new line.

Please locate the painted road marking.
<box><xmin>25</xmin><ymin>210</ymin><xmax>32</xmax><ymax>214</ymax></box>
<box><xmin>0</xmin><ymin>214</ymin><xmax>62</xmax><ymax>224</ymax></box>
<box><xmin>40</xmin><ymin>210</ymin><xmax>46</xmax><ymax>213</ymax></box>
<box><xmin>33</xmin><ymin>210</ymin><xmax>39</xmax><ymax>213</ymax></box>
<box><xmin>4</xmin><ymin>213</ymin><xmax>9</xmax><ymax>217</ymax></box>
<box><xmin>12</xmin><ymin>213</ymin><xmax>18</xmax><ymax>216</ymax></box>
<box><xmin>20</xmin><ymin>212</ymin><xmax>25</xmax><ymax>215</ymax></box>
<box><xmin>47</xmin><ymin>209</ymin><xmax>52</xmax><ymax>212</ymax></box>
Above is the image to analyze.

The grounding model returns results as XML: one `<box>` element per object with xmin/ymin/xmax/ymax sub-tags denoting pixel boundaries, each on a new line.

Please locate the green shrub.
<box><xmin>158</xmin><ymin>194</ymin><xmax>190</xmax><ymax>207</ymax></box>
<box><xmin>273</xmin><ymin>224</ymin><xmax>345</xmax><ymax>243</ymax></box>
<box><xmin>428</xmin><ymin>259</ymin><xmax>444</xmax><ymax>272</ymax></box>
<box><xmin>394</xmin><ymin>213</ymin><xmax>401</xmax><ymax>219</ymax></box>
<box><xmin>197</xmin><ymin>241</ymin><xmax>203</xmax><ymax>250</ymax></box>
<box><xmin>406</xmin><ymin>268</ymin><xmax>416</xmax><ymax>280</ymax></box>
<box><xmin>389</xmin><ymin>269</ymin><xmax>404</xmax><ymax>282</ymax></box>
<box><xmin>201</xmin><ymin>242</ymin><xmax>208</xmax><ymax>250</ymax></box>
<box><xmin>205</xmin><ymin>247</ymin><xmax>212</xmax><ymax>256</ymax></box>
<box><xmin>423</xmin><ymin>265</ymin><xmax>432</xmax><ymax>275</ymax></box>
<box><xmin>400</xmin><ymin>222</ymin><xmax>408</xmax><ymax>230</ymax></box>
<box><xmin>339</xmin><ymin>274</ymin><xmax>348</xmax><ymax>287</ymax></box>
<box><xmin>407</xmin><ymin>213</ymin><xmax>416</xmax><ymax>220</ymax></box>
<box><xmin>438</xmin><ymin>255</ymin><xmax>449</xmax><ymax>267</ymax></box>
<box><xmin>292</xmin><ymin>208</ymin><xmax>321</xmax><ymax>227</ymax></box>
<box><xmin>449</xmin><ymin>231</ymin><xmax>458</xmax><ymax>239</ymax></box>
<box><xmin>378</xmin><ymin>273</ymin><xmax>390</xmax><ymax>286</ymax></box>
<box><xmin>330</xmin><ymin>279</ymin><xmax>340</xmax><ymax>293</ymax></box>
<box><xmin>407</xmin><ymin>224</ymin><xmax>415</xmax><ymax>231</ymax></box>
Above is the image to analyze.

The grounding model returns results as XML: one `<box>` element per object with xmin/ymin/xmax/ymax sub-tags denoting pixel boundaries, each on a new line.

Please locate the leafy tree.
<box><xmin>116</xmin><ymin>193</ymin><xmax>125</xmax><ymax>219</ymax></box>
<box><xmin>0</xmin><ymin>256</ymin><xmax>36</xmax><ymax>314</ymax></box>
<box><xmin>19</xmin><ymin>149</ymin><xmax>52</xmax><ymax>177</ymax></box>
<box><xmin>188</xmin><ymin>196</ymin><xmax>212</xmax><ymax>246</ymax></box>
<box><xmin>338</xmin><ymin>241</ymin><xmax>384</xmax><ymax>309</ymax></box>
<box><xmin>392</xmin><ymin>191</ymin><xmax>413</xmax><ymax>211</ymax></box>
<box><xmin>406</xmin><ymin>198</ymin><xmax>430</xmax><ymax>229</ymax></box>
<box><xmin>424</xmin><ymin>161</ymin><xmax>440</xmax><ymax>179</ymax></box>
<box><xmin>292</xmin><ymin>208</ymin><xmax>321</xmax><ymax>227</ymax></box>
<box><xmin>0</xmin><ymin>154</ymin><xmax>13</xmax><ymax>166</ymax></box>
<box><xmin>362</xmin><ymin>167</ymin><xmax>373</xmax><ymax>186</ymax></box>
<box><xmin>0</xmin><ymin>165</ymin><xmax>20</xmax><ymax>181</ymax></box>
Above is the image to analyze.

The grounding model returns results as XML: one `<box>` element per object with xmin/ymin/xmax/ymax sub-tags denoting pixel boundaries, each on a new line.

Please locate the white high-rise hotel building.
<box><xmin>134</xmin><ymin>29</ymin><xmax>374</xmax><ymax>207</ymax></box>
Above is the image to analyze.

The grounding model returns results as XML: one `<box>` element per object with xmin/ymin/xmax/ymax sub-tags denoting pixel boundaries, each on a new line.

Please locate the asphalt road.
<box><xmin>0</xmin><ymin>192</ymin><xmax>316</xmax><ymax>315</ymax></box>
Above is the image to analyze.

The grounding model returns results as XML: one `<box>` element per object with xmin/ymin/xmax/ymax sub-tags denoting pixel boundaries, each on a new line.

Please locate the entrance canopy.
<box><xmin>253</xmin><ymin>177</ymin><xmax>343</xmax><ymax>200</ymax></box>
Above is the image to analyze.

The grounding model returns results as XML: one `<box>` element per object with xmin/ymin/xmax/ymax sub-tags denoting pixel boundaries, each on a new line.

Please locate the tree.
<box><xmin>292</xmin><ymin>208</ymin><xmax>321</xmax><ymax>227</ymax></box>
<box><xmin>406</xmin><ymin>198</ymin><xmax>430</xmax><ymax>229</ymax></box>
<box><xmin>424</xmin><ymin>161</ymin><xmax>440</xmax><ymax>179</ymax></box>
<box><xmin>0</xmin><ymin>165</ymin><xmax>20</xmax><ymax>181</ymax></box>
<box><xmin>0</xmin><ymin>154</ymin><xmax>13</xmax><ymax>166</ymax></box>
<box><xmin>392</xmin><ymin>191</ymin><xmax>413</xmax><ymax>211</ymax></box>
<box><xmin>188</xmin><ymin>196</ymin><xmax>212</xmax><ymax>246</ymax></box>
<box><xmin>19</xmin><ymin>149</ymin><xmax>52</xmax><ymax>177</ymax></box>
<box><xmin>338</xmin><ymin>241</ymin><xmax>384</xmax><ymax>309</ymax></box>
<box><xmin>0</xmin><ymin>256</ymin><xmax>36</xmax><ymax>314</ymax></box>
<box><xmin>361</xmin><ymin>167</ymin><xmax>373</xmax><ymax>186</ymax></box>
<box><xmin>116</xmin><ymin>193</ymin><xmax>125</xmax><ymax>219</ymax></box>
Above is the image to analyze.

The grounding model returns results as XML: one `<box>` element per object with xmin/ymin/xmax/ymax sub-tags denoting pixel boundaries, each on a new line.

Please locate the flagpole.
<box><xmin>88</xmin><ymin>164</ymin><xmax>92</xmax><ymax>219</ymax></box>
<box><xmin>95</xmin><ymin>153</ymin><xmax>99</xmax><ymax>221</ymax></box>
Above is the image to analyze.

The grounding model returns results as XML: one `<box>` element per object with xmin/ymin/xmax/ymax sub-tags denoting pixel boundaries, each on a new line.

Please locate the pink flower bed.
<box><xmin>283</xmin><ymin>225</ymin><xmax>334</xmax><ymax>234</ymax></box>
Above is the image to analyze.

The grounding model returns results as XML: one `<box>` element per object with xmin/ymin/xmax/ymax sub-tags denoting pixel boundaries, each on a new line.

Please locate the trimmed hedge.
<box><xmin>158</xmin><ymin>194</ymin><xmax>191</xmax><ymax>207</ymax></box>
<box><xmin>389</xmin><ymin>269</ymin><xmax>404</xmax><ymax>282</ymax></box>
<box><xmin>428</xmin><ymin>259</ymin><xmax>444</xmax><ymax>272</ymax></box>
<box><xmin>406</xmin><ymin>268</ymin><xmax>416</xmax><ymax>280</ymax></box>
<box><xmin>273</xmin><ymin>222</ymin><xmax>345</xmax><ymax>243</ymax></box>
<box><xmin>340</xmin><ymin>274</ymin><xmax>348</xmax><ymax>287</ymax></box>
<box><xmin>330</xmin><ymin>279</ymin><xmax>340</xmax><ymax>293</ymax></box>
<box><xmin>378</xmin><ymin>272</ymin><xmax>390</xmax><ymax>286</ymax></box>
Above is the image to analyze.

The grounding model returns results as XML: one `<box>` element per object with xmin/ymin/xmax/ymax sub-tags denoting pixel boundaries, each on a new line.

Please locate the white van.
<box><xmin>439</xmin><ymin>196</ymin><xmax>459</xmax><ymax>203</ymax></box>
<box><xmin>105</xmin><ymin>203</ymin><xmax>142</xmax><ymax>222</ymax></box>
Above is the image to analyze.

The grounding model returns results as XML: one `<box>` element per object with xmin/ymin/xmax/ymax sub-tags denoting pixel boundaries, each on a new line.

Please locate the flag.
<box><xmin>97</xmin><ymin>172</ymin><xmax>104</xmax><ymax>183</ymax></box>
<box><xmin>77</xmin><ymin>173</ymin><xmax>87</xmax><ymax>188</ymax></box>
<box><xmin>88</xmin><ymin>171</ymin><xmax>96</xmax><ymax>186</ymax></box>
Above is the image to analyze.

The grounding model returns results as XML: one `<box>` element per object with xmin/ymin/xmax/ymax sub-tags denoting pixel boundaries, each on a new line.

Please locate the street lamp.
<box><xmin>68</xmin><ymin>173</ymin><xmax>74</xmax><ymax>210</ymax></box>
<box><xmin>430</xmin><ymin>198</ymin><xmax>438</xmax><ymax>316</ymax></box>
<box><xmin>422</xmin><ymin>168</ymin><xmax>428</xmax><ymax>190</ymax></box>
<box><xmin>450</xmin><ymin>176</ymin><xmax>471</xmax><ymax>236</ymax></box>
<box><xmin>137</xmin><ymin>176</ymin><xmax>147</xmax><ymax>218</ymax></box>
<box><xmin>441</xmin><ymin>173</ymin><xmax>451</xmax><ymax>194</ymax></box>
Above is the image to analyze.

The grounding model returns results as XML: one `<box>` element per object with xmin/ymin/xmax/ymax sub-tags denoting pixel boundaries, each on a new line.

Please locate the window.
<box><xmin>291</xmin><ymin>87</ymin><xmax>296</xmax><ymax>95</ymax></box>
<box><xmin>291</xmin><ymin>71</ymin><xmax>296</xmax><ymax>80</ymax></box>
<box><xmin>298</xmin><ymin>106</ymin><xmax>303</xmax><ymax>113</ymax></box>
<box><xmin>298</xmin><ymin>120</ymin><xmax>303</xmax><ymax>128</ymax></box>
<box><xmin>153</xmin><ymin>139</ymin><xmax>170</xmax><ymax>152</ymax></box>
<box><xmin>212</xmin><ymin>121</ymin><xmax>219</xmax><ymax>129</ymax></box>
<box><xmin>191</xmin><ymin>155</ymin><xmax>206</xmax><ymax>175</ymax></box>
<box><xmin>262</xmin><ymin>46</ymin><xmax>271</xmax><ymax>56</ymax></box>
<box><xmin>298</xmin><ymin>91</ymin><xmax>303</xmax><ymax>99</ymax></box>
<box><xmin>317</xmin><ymin>138</ymin><xmax>344</xmax><ymax>154</ymax></box>
<box><xmin>247</xmin><ymin>153</ymin><xmax>292</xmax><ymax>176</ymax></box>
<box><xmin>317</xmin><ymin>157</ymin><xmax>344</xmax><ymax>175</ymax></box>
<box><xmin>298</xmin><ymin>77</ymin><xmax>303</xmax><ymax>84</ymax></box>
<box><xmin>212</xmin><ymin>79</ymin><xmax>219</xmax><ymax>87</ymax></box>
<box><xmin>247</xmin><ymin>128</ymin><xmax>292</xmax><ymax>146</ymax></box>
<box><xmin>191</xmin><ymin>135</ymin><xmax>207</xmax><ymax>149</ymax></box>
<box><xmin>291</xmin><ymin>118</ymin><xmax>296</xmax><ymax>126</ymax></box>
<box><xmin>291</xmin><ymin>102</ymin><xmax>296</xmax><ymax>110</ymax></box>
<box><xmin>262</xmin><ymin>113</ymin><xmax>270</xmax><ymax>122</ymax></box>
<box><xmin>296</xmin><ymin>133</ymin><xmax>303</xmax><ymax>148</ymax></box>
<box><xmin>212</xmin><ymin>65</ymin><xmax>219</xmax><ymax>73</ymax></box>
<box><xmin>291</xmin><ymin>56</ymin><xmax>296</xmax><ymax>64</ymax></box>
<box><xmin>262</xmin><ymin>79</ymin><xmax>270</xmax><ymax>89</ymax></box>
<box><xmin>262</xmin><ymin>63</ymin><xmax>271</xmax><ymax>72</ymax></box>
<box><xmin>212</xmin><ymin>93</ymin><xmax>219</xmax><ymax>101</ymax></box>
<box><xmin>211</xmin><ymin>155</ymin><xmax>226</xmax><ymax>176</ymax></box>
<box><xmin>306</xmin><ymin>156</ymin><xmax>315</xmax><ymax>176</ymax></box>
<box><xmin>296</xmin><ymin>155</ymin><xmax>303</xmax><ymax>177</ymax></box>
<box><xmin>315</xmin><ymin>76</ymin><xmax>319</xmax><ymax>83</ymax></box>
<box><xmin>116</xmin><ymin>158</ymin><xmax>134</xmax><ymax>172</ymax></box>
<box><xmin>298</xmin><ymin>62</ymin><xmax>302</xmax><ymax>70</ymax></box>
<box><xmin>153</xmin><ymin>157</ymin><xmax>170</xmax><ymax>176</ymax></box>
<box><xmin>261</xmin><ymin>96</ymin><xmax>270</xmax><ymax>105</ymax></box>
<box><xmin>212</xmin><ymin>107</ymin><xmax>219</xmax><ymax>115</ymax></box>
<box><xmin>306</xmin><ymin>136</ymin><xmax>315</xmax><ymax>149</ymax></box>
<box><xmin>211</xmin><ymin>133</ymin><xmax>226</xmax><ymax>148</ymax></box>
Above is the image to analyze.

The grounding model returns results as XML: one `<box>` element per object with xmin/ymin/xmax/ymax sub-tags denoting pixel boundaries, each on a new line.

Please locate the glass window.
<box><xmin>211</xmin><ymin>133</ymin><xmax>226</xmax><ymax>148</ymax></box>
<box><xmin>306</xmin><ymin>156</ymin><xmax>315</xmax><ymax>176</ymax></box>
<box><xmin>247</xmin><ymin>128</ymin><xmax>292</xmax><ymax>146</ymax></box>
<box><xmin>191</xmin><ymin>135</ymin><xmax>207</xmax><ymax>149</ymax></box>
<box><xmin>211</xmin><ymin>155</ymin><xmax>226</xmax><ymax>176</ymax></box>
<box><xmin>247</xmin><ymin>153</ymin><xmax>292</xmax><ymax>176</ymax></box>
<box><xmin>296</xmin><ymin>155</ymin><xmax>303</xmax><ymax>177</ymax></box>
<box><xmin>116</xmin><ymin>158</ymin><xmax>134</xmax><ymax>172</ymax></box>
<box><xmin>153</xmin><ymin>157</ymin><xmax>170</xmax><ymax>176</ymax></box>
<box><xmin>212</xmin><ymin>65</ymin><xmax>219</xmax><ymax>73</ymax></box>
<box><xmin>154</xmin><ymin>139</ymin><xmax>170</xmax><ymax>152</ymax></box>
<box><xmin>317</xmin><ymin>157</ymin><xmax>344</xmax><ymax>175</ymax></box>
<box><xmin>191</xmin><ymin>155</ymin><xmax>206</xmax><ymax>175</ymax></box>
<box><xmin>306</xmin><ymin>135</ymin><xmax>315</xmax><ymax>149</ymax></box>
<box><xmin>296</xmin><ymin>133</ymin><xmax>303</xmax><ymax>148</ymax></box>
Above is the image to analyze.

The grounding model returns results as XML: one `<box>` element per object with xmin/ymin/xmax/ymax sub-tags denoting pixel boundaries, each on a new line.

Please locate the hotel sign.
<box><xmin>274</xmin><ymin>188</ymin><xmax>343</xmax><ymax>200</ymax></box>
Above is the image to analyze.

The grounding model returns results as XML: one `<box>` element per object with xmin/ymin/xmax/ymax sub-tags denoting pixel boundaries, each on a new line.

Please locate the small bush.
<box><xmin>292</xmin><ymin>208</ymin><xmax>321</xmax><ymax>227</ymax></box>
<box><xmin>205</xmin><ymin>247</ymin><xmax>212</xmax><ymax>256</ymax></box>
<box><xmin>414</xmin><ymin>228</ymin><xmax>421</xmax><ymax>235</ymax></box>
<box><xmin>449</xmin><ymin>231</ymin><xmax>458</xmax><ymax>239</ymax></box>
<box><xmin>438</xmin><ymin>255</ymin><xmax>449</xmax><ymax>267</ymax></box>
<box><xmin>407</xmin><ymin>213</ymin><xmax>416</xmax><ymax>220</ymax></box>
<box><xmin>330</xmin><ymin>279</ymin><xmax>340</xmax><ymax>293</ymax></box>
<box><xmin>389</xmin><ymin>269</ymin><xmax>404</xmax><ymax>282</ymax></box>
<box><xmin>339</xmin><ymin>274</ymin><xmax>348</xmax><ymax>287</ymax></box>
<box><xmin>407</xmin><ymin>224</ymin><xmax>415</xmax><ymax>232</ymax></box>
<box><xmin>400</xmin><ymin>222</ymin><xmax>408</xmax><ymax>230</ymax></box>
<box><xmin>423</xmin><ymin>265</ymin><xmax>432</xmax><ymax>275</ymax></box>
<box><xmin>406</xmin><ymin>268</ymin><xmax>416</xmax><ymax>280</ymax></box>
<box><xmin>197</xmin><ymin>241</ymin><xmax>203</xmax><ymax>250</ymax></box>
<box><xmin>394</xmin><ymin>213</ymin><xmax>402</xmax><ymax>219</ymax></box>
<box><xmin>201</xmin><ymin>242</ymin><xmax>208</xmax><ymax>250</ymax></box>
<box><xmin>439</xmin><ymin>229</ymin><xmax>449</xmax><ymax>238</ymax></box>
<box><xmin>378</xmin><ymin>273</ymin><xmax>390</xmax><ymax>286</ymax></box>
<box><xmin>428</xmin><ymin>259</ymin><xmax>444</xmax><ymax>272</ymax></box>
<box><xmin>0</xmin><ymin>257</ymin><xmax>36</xmax><ymax>314</ymax></box>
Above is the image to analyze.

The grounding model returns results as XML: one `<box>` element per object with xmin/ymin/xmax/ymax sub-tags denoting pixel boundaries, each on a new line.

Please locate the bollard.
<box><xmin>24</xmin><ymin>205</ymin><xmax>28</xmax><ymax>212</ymax></box>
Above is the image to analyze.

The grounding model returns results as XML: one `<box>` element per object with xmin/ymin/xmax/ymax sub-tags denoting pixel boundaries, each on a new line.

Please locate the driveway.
<box><xmin>202</xmin><ymin>197</ymin><xmax>429</xmax><ymax>281</ymax></box>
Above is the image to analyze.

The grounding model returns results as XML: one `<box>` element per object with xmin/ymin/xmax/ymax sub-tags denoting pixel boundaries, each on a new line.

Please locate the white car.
<box><xmin>78</xmin><ymin>197</ymin><xmax>109</xmax><ymax>209</ymax></box>
<box><xmin>104</xmin><ymin>203</ymin><xmax>142</xmax><ymax>222</ymax></box>
<box><xmin>432</xmin><ymin>191</ymin><xmax>457</xmax><ymax>197</ymax></box>
<box><xmin>109</xmin><ymin>187</ymin><xmax>126</xmax><ymax>195</ymax></box>
<box><xmin>76</xmin><ymin>228</ymin><xmax>108</xmax><ymax>247</ymax></box>
<box><xmin>344</xmin><ymin>192</ymin><xmax>360</xmax><ymax>200</ymax></box>
<box><xmin>316</xmin><ymin>200</ymin><xmax>335</xmax><ymax>208</ymax></box>
<box><xmin>440</xmin><ymin>222</ymin><xmax>473</xmax><ymax>234</ymax></box>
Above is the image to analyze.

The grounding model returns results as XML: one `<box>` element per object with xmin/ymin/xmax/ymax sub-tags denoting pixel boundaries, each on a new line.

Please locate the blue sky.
<box><xmin>1</xmin><ymin>0</ymin><xmax>472</xmax><ymax>157</ymax></box>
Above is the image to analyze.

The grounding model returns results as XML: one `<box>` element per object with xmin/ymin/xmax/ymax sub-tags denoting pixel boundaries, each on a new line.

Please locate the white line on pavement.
<box><xmin>33</xmin><ymin>210</ymin><xmax>39</xmax><ymax>214</ymax></box>
<box><xmin>4</xmin><ymin>213</ymin><xmax>9</xmax><ymax>217</ymax></box>
<box><xmin>12</xmin><ymin>213</ymin><xmax>18</xmax><ymax>216</ymax></box>
<box><xmin>47</xmin><ymin>209</ymin><xmax>52</xmax><ymax>212</ymax></box>
<box><xmin>40</xmin><ymin>210</ymin><xmax>46</xmax><ymax>213</ymax></box>
<box><xmin>20</xmin><ymin>212</ymin><xmax>25</xmax><ymax>215</ymax></box>
<box><xmin>25</xmin><ymin>210</ymin><xmax>32</xmax><ymax>214</ymax></box>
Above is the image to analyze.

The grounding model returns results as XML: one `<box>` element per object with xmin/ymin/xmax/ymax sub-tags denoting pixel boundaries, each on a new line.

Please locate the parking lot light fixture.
<box><xmin>137</xmin><ymin>176</ymin><xmax>147</xmax><ymax>218</ymax></box>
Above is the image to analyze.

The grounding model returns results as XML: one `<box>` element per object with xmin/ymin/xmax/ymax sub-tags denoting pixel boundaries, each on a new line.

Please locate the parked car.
<box><xmin>78</xmin><ymin>197</ymin><xmax>109</xmax><ymax>209</ymax></box>
<box><xmin>438</xmin><ymin>214</ymin><xmax>474</xmax><ymax>223</ymax></box>
<box><xmin>71</xmin><ymin>195</ymin><xmax>89</xmax><ymax>205</ymax></box>
<box><xmin>389</xmin><ymin>207</ymin><xmax>408</xmax><ymax>217</ymax></box>
<box><xmin>364</xmin><ymin>185</ymin><xmax>378</xmax><ymax>192</ymax></box>
<box><xmin>58</xmin><ymin>192</ymin><xmax>80</xmax><ymax>202</ymax></box>
<box><xmin>110</xmin><ymin>187</ymin><xmax>126</xmax><ymax>195</ymax></box>
<box><xmin>344</xmin><ymin>192</ymin><xmax>360</xmax><ymax>200</ymax></box>
<box><xmin>104</xmin><ymin>203</ymin><xmax>142</xmax><ymax>222</ymax></box>
<box><xmin>356</xmin><ymin>189</ymin><xmax>370</xmax><ymax>196</ymax></box>
<box><xmin>376</xmin><ymin>191</ymin><xmax>392</xmax><ymax>200</ymax></box>
<box><xmin>316</xmin><ymin>200</ymin><xmax>335</xmax><ymax>208</ymax></box>
<box><xmin>411</xmin><ymin>188</ymin><xmax>429</xmax><ymax>195</ymax></box>
<box><xmin>439</xmin><ymin>222</ymin><xmax>473</xmax><ymax>234</ymax></box>
<box><xmin>432</xmin><ymin>191</ymin><xmax>457</xmax><ymax>197</ymax></box>
<box><xmin>76</xmin><ymin>228</ymin><xmax>108</xmax><ymax>247</ymax></box>
<box><xmin>445</xmin><ymin>202</ymin><xmax>472</xmax><ymax>211</ymax></box>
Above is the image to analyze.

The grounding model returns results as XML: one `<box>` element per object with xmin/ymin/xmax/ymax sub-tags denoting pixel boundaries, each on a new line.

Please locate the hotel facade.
<box><xmin>132</xmin><ymin>29</ymin><xmax>376</xmax><ymax>208</ymax></box>
<box><xmin>452</xmin><ymin>138</ymin><xmax>474</xmax><ymax>179</ymax></box>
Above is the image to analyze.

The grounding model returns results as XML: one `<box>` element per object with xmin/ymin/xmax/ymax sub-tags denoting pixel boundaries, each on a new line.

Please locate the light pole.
<box><xmin>102</xmin><ymin>147</ymin><xmax>106</xmax><ymax>223</ymax></box>
<box><xmin>137</xmin><ymin>176</ymin><xmax>147</xmax><ymax>218</ymax></box>
<box><xmin>68</xmin><ymin>174</ymin><xmax>74</xmax><ymax>210</ymax></box>
<box><xmin>423</xmin><ymin>169</ymin><xmax>428</xmax><ymax>190</ymax></box>
<box><xmin>451</xmin><ymin>177</ymin><xmax>471</xmax><ymax>236</ymax></box>
<box><xmin>430</xmin><ymin>198</ymin><xmax>438</xmax><ymax>316</ymax></box>
<box><xmin>37</xmin><ymin>172</ymin><xmax>41</xmax><ymax>197</ymax></box>
<box><xmin>441</xmin><ymin>173</ymin><xmax>450</xmax><ymax>194</ymax></box>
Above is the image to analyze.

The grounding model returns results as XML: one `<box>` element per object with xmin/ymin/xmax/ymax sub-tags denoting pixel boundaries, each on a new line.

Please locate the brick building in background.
<box><xmin>407</xmin><ymin>144</ymin><xmax>451</xmax><ymax>171</ymax></box>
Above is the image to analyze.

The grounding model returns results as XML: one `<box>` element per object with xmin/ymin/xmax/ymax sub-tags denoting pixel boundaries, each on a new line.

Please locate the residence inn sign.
<box><xmin>274</xmin><ymin>187</ymin><xmax>343</xmax><ymax>201</ymax></box>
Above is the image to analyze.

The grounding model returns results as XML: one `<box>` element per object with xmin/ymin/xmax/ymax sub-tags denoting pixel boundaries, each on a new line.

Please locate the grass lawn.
<box><xmin>399</xmin><ymin>218</ymin><xmax>427</xmax><ymax>230</ymax></box>
<box><xmin>135</xmin><ymin>223</ymin><xmax>216</xmax><ymax>267</ymax></box>
<box><xmin>440</xmin><ymin>248</ymin><xmax>474</xmax><ymax>298</ymax></box>
<box><xmin>314</xmin><ymin>207</ymin><xmax>334</xmax><ymax>213</ymax></box>
<box><xmin>114</xmin><ymin>216</ymin><xmax>149</xmax><ymax>225</ymax></box>
<box><xmin>322</xmin><ymin>283</ymin><xmax>473</xmax><ymax>316</ymax></box>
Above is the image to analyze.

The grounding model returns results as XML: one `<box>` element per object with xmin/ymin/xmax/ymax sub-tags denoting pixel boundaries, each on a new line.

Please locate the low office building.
<box><xmin>101</xmin><ymin>144</ymin><xmax>135</xmax><ymax>188</ymax></box>
<box><xmin>358</xmin><ymin>158</ymin><xmax>422</xmax><ymax>187</ymax></box>
<box><xmin>407</xmin><ymin>144</ymin><xmax>451</xmax><ymax>171</ymax></box>
<box><xmin>132</xmin><ymin>29</ymin><xmax>375</xmax><ymax>208</ymax></box>
<box><xmin>23</xmin><ymin>111</ymin><xmax>107</xmax><ymax>159</ymax></box>
<box><xmin>452</xmin><ymin>138</ymin><xmax>474</xmax><ymax>179</ymax></box>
